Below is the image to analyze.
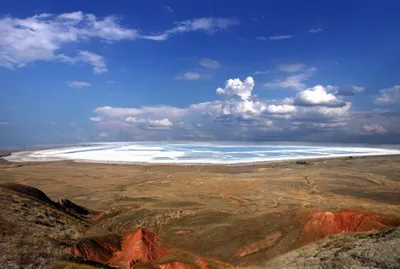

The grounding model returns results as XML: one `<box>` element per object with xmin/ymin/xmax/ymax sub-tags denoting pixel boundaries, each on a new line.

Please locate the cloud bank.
<box><xmin>89</xmin><ymin>76</ymin><xmax>399</xmax><ymax>143</ymax></box>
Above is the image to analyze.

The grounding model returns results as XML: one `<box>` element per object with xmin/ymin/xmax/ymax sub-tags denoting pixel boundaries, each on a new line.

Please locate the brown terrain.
<box><xmin>0</xmin><ymin>154</ymin><xmax>400</xmax><ymax>268</ymax></box>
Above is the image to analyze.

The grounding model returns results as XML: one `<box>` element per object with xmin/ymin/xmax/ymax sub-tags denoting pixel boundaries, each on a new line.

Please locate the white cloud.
<box><xmin>0</xmin><ymin>121</ymin><xmax>9</xmax><ymax>126</ymax></box>
<box><xmin>309</xmin><ymin>28</ymin><xmax>323</xmax><ymax>34</ymax></box>
<box><xmin>200</xmin><ymin>58</ymin><xmax>220</xmax><ymax>69</ymax></box>
<box><xmin>216</xmin><ymin>77</ymin><xmax>254</xmax><ymax>100</ymax></box>
<box><xmin>126</xmin><ymin>117</ymin><xmax>173</xmax><ymax>129</ymax></box>
<box><xmin>90</xmin><ymin>117</ymin><xmax>102</xmax><ymax>122</ymax></box>
<box><xmin>175</xmin><ymin>72</ymin><xmax>202</xmax><ymax>81</ymax></box>
<box><xmin>264</xmin><ymin>70</ymin><xmax>314</xmax><ymax>90</ymax></box>
<box><xmin>144</xmin><ymin>17</ymin><xmax>239</xmax><ymax>41</ymax></box>
<box><xmin>149</xmin><ymin>119</ymin><xmax>173</xmax><ymax>128</ymax></box>
<box><xmin>0</xmin><ymin>12</ymin><xmax>238</xmax><ymax>70</ymax></box>
<box><xmin>140</xmin><ymin>34</ymin><xmax>169</xmax><ymax>41</ymax></box>
<box><xmin>0</xmin><ymin>12</ymin><xmax>136</xmax><ymax>69</ymax></box>
<box><xmin>294</xmin><ymin>85</ymin><xmax>345</xmax><ymax>107</ymax></box>
<box><xmin>374</xmin><ymin>85</ymin><xmax>400</xmax><ymax>104</ymax></box>
<box><xmin>56</xmin><ymin>50</ymin><xmax>107</xmax><ymax>73</ymax></box>
<box><xmin>361</xmin><ymin>124</ymin><xmax>388</xmax><ymax>134</ymax></box>
<box><xmin>253</xmin><ymin>70</ymin><xmax>270</xmax><ymax>75</ymax></box>
<box><xmin>352</xmin><ymin>86</ymin><xmax>365</xmax><ymax>92</ymax></box>
<box><xmin>125</xmin><ymin>117</ymin><xmax>146</xmax><ymax>124</ymax></box>
<box><xmin>278</xmin><ymin>63</ymin><xmax>304</xmax><ymax>72</ymax></box>
<box><xmin>266</xmin><ymin>104</ymin><xmax>297</xmax><ymax>114</ymax></box>
<box><xmin>95</xmin><ymin>105</ymin><xmax>186</xmax><ymax>118</ymax></box>
<box><xmin>168</xmin><ymin>17</ymin><xmax>239</xmax><ymax>35</ymax></box>
<box><xmin>89</xmin><ymin>76</ymin><xmax>400</xmax><ymax>142</ymax></box>
<box><xmin>216</xmin><ymin>77</ymin><xmax>269</xmax><ymax>119</ymax></box>
<box><xmin>297</xmin><ymin>102</ymin><xmax>351</xmax><ymax>120</ymax></box>
<box><xmin>77</xmin><ymin>50</ymin><xmax>107</xmax><ymax>74</ymax></box>
<box><xmin>67</xmin><ymin>81</ymin><xmax>91</xmax><ymax>88</ymax></box>
<box><xmin>268</xmin><ymin>35</ymin><xmax>293</xmax><ymax>40</ymax></box>
<box><xmin>220</xmin><ymin>98</ymin><xmax>266</xmax><ymax>117</ymax></box>
<box><xmin>162</xmin><ymin>6</ymin><xmax>174</xmax><ymax>12</ymax></box>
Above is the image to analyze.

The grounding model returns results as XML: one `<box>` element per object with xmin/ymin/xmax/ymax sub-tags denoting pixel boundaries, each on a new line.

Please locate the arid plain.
<box><xmin>1</xmin><ymin>155</ymin><xmax>400</xmax><ymax>268</ymax></box>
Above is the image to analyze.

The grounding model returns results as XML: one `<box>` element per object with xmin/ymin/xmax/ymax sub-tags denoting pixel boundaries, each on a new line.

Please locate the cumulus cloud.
<box><xmin>216</xmin><ymin>77</ymin><xmax>255</xmax><ymax>100</ymax></box>
<box><xmin>215</xmin><ymin>77</ymin><xmax>270</xmax><ymax>120</ymax></box>
<box><xmin>0</xmin><ymin>12</ymin><xmax>238</xmax><ymax>70</ymax></box>
<box><xmin>200</xmin><ymin>58</ymin><xmax>220</xmax><ymax>69</ymax></box>
<box><xmin>268</xmin><ymin>35</ymin><xmax>293</xmax><ymax>40</ymax></box>
<box><xmin>126</xmin><ymin>117</ymin><xmax>173</xmax><ymax>129</ymax></box>
<box><xmin>67</xmin><ymin>81</ymin><xmax>91</xmax><ymax>88</ymax></box>
<box><xmin>361</xmin><ymin>124</ymin><xmax>388</xmax><ymax>134</ymax></box>
<box><xmin>175</xmin><ymin>72</ymin><xmax>202</xmax><ymax>80</ymax></box>
<box><xmin>374</xmin><ymin>85</ymin><xmax>400</xmax><ymax>104</ymax></box>
<box><xmin>293</xmin><ymin>85</ymin><xmax>346</xmax><ymax>107</ymax></box>
<box><xmin>89</xmin><ymin>76</ymin><xmax>400</xmax><ymax>143</ymax></box>
<box><xmin>309</xmin><ymin>28</ymin><xmax>323</xmax><ymax>34</ymax></box>
<box><xmin>266</xmin><ymin>104</ymin><xmax>297</xmax><ymax>114</ymax></box>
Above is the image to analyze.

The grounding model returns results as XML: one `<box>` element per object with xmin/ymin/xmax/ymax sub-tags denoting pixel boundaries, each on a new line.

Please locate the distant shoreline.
<box><xmin>4</xmin><ymin>149</ymin><xmax>400</xmax><ymax>167</ymax></box>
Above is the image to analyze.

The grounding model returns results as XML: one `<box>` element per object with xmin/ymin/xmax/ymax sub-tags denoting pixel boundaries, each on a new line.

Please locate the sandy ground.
<box><xmin>1</xmin><ymin>155</ymin><xmax>400</xmax><ymax>268</ymax></box>
<box><xmin>0</xmin><ymin>155</ymin><xmax>399</xmax><ymax>214</ymax></box>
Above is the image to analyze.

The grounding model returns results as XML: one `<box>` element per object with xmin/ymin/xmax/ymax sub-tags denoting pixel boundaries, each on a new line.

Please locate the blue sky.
<box><xmin>1</xmin><ymin>0</ymin><xmax>400</xmax><ymax>146</ymax></box>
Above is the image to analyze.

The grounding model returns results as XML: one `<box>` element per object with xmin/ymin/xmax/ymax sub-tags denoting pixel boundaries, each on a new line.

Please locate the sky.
<box><xmin>1</xmin><ymin>0</ymin><xmax>400</xmax><ymax>146</ymax></box>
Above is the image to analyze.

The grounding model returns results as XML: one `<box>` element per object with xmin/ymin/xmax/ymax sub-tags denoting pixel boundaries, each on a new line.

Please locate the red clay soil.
<box><xmin>68</xmin><ymin>234</ymin><xmax>121</xmax><ymax>265</ymax></box>
<box><xmin>157</xmin><ymin>262</ymin><xmax>198</xmax><ymax>269</ymax></box>
<box><xmin>70</xmin><ymin>228</ymin><xmax>231</xmax><ymax>269</ymax></box>
<box><xmin>69</xmin><ymin>209</ymin><xmax>400</xmax><ymax>268</ymax></box>
<box><xmin>109</xmin><ymin>228</ymin><xmax>172</xmax><ymax>267</ymax></box>
<box><xmin>3</xmin><ymin>183</ymin><xmax>399</xmax><ymax>267</ymax></box>
<box><xmin>300</xmin><ymin>209</ymin><xmax>400</xmax><ymax>244</ymax></box>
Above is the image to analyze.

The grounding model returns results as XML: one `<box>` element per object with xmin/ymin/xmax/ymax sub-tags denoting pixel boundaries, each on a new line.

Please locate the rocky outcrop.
<box><xmin>69</xmin><ymin>227</ymin><xmax>231</xmax><ymax>269</ymax></box>
<box><xmin>231</xmin><ymin>209</ymin><xmax>400</xmax><ymax>261</ymax></box>
<box><xmin>68</xmin><ymin>234</ymin><xmax>121</xmax><ymax>264</ymax></box>
<box><xmin>57</xmin><ymin>198</ymin><xmax>100</xmax><ymax>219</ymax></box>
<box><xmin>299</xmin><ymin>209</ymin><xmax>400</xmax><ymax>244</ymax></box>
<box><xmin>265</xmin><ymin>227</ymin><xmax>400</xmax><ymax>269</ymax></box>
<box><xmin>0</xmin><ymin>182</ymin><xmax>55</xmax><ymax>205</ymax></box>
<box><xmin>0</xmin><ymin>183</ymin><xmax>99</xmax><ymax>220</ymax></box>
<box><xmin>109</xmin><ymin>228</ymin><xmax>171</xmax><ymax>267</ymax></box>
